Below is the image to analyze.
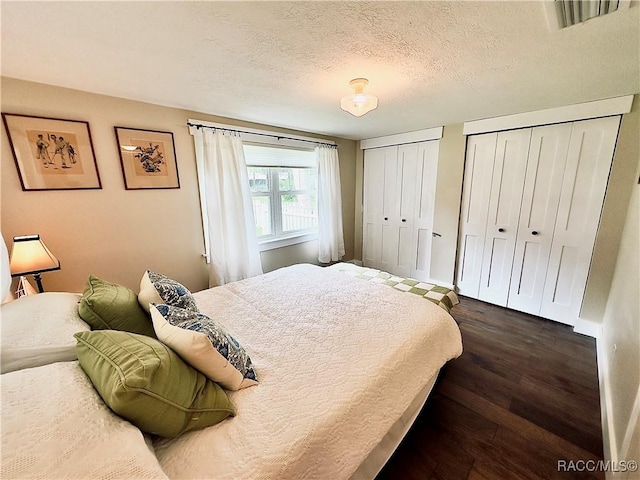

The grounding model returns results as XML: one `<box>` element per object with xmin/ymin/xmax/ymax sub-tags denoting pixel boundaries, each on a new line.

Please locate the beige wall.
<box><xmin>582</xmin><ymin>99</ymin><xmax>640</xmax><ymax>321</ymax></box>
<box><xmin>339</xmin><ymin>139</ymin><xmax>357</xmax><ymax>263</ymax></box>
<box><xmin>260</xmin><ymin>240</ymin><xmax>320</xmax><ymax>273</ymax></box>
<box><xmin>600</xmin><ymin>154</ymin><xmax>639</xmax><ymax>464</ymax></box>
<box><xmin>430</xmin><ymin>124</ymin><xmax>466</xmax><ymax>286</ymax></box>
<box><xmin>1</xmin><ymin>77</ymin><xmax>356</xmax><ymax>293</ymax></box>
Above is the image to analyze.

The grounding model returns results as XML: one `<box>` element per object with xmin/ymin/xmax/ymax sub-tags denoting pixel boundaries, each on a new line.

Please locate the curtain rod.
<box><xmin>186</xmin><ymin>122</ymin><xmax>337</xmax><ymax>148</ymax></box>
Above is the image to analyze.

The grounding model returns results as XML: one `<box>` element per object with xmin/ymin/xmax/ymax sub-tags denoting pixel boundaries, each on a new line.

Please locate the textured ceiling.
<box><xmin>1</xmin><ymin>1</ymin><xmax>639</xmax><ymax>140</ymax></box>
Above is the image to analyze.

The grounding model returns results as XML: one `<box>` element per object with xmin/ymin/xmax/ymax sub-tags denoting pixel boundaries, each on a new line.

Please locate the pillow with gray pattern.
<box><xmin>150</xmin><ymin>303</ymin><xmax>258</xmax><ymax>391</ymax></box>
<box><xmin>138</xmin><ymin>270</ymin><xmax>198</xmax><ymax>313</ymax></box>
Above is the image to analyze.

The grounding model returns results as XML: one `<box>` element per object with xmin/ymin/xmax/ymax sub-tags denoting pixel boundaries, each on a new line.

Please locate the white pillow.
<box><xmin>138</xmin><ymin>270</ymin><xmax>198</xmax><ymax>313</ymax></box>
<box><xmin>0</xmin><ymin>235</ymin><xmax>10</xmax><ymax>300</ymax></box>
<box><xmin>0</xmin><ymin>292</ymin><xmax>90</xmax><ymax>373</ymax></box>
<box><xmin>1</xmin><ymin>362</ymin><xmax>169</xmax><ymax>479</ymax></box>
<box><xmin>150</xmin><ymin>303</ymin><xmax>258</xmax><ymax>390</ymax></box>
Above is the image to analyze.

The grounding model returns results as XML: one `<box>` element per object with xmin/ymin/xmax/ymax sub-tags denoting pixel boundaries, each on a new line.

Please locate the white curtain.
<box><xmin>195</xmin><ymin>129</ymin><xmax>263</xmax><ymax>286</ymax></box>
<box><xmin>316</xmin><ymin>146</ymin><xmax>345</xmax><ymax>263</ymax></box>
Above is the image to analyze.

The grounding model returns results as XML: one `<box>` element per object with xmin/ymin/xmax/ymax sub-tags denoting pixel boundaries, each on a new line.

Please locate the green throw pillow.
<box><xmin>75</xmin><ymin>330</ymin><xmax>235</xmax><ymax>437</ymax></box>
<box><xmin>79</xmin><ymin>275</ymin><xmax>156</xmax><ymax>338</ymax></box>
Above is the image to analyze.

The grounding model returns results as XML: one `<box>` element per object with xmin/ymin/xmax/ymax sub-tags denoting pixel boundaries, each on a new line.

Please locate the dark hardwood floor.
<box><xmin>376</xmin><ymin>296</ymin><xmax>604</xmax><ymax>480</ymax></box>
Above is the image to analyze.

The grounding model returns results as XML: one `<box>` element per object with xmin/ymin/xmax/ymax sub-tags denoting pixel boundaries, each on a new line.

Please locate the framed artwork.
<box><xmin>114</xmin><ymin>126</ymin><xmax>179</xmax><ymax>190</ymax></box>
<box><xmin>2</xmin><ymin>113</ymin><xmax>101</xmax><ymax>191</ymax></box>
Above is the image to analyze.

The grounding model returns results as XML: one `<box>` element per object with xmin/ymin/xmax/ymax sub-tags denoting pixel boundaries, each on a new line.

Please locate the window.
<box><xmin>244</xmin><ymin>144</ymin><xmax>318</xmax><ymax>248</ymax></box>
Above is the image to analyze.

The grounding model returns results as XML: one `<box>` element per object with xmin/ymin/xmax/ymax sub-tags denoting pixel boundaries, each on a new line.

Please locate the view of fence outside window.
<box><xmin>245</xmin><ymin>144</ymin><xmax>318</xmax><ymax>241</ymax></box>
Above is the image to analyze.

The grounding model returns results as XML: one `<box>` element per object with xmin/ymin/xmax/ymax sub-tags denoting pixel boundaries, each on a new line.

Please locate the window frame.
<box><xmin>189</xmin><ymin>118</ymin><xmax>336</xmax><ymax>263</ymax></box>
<box><xmin>245</xmin><ymin>148</ymin><xmax>319</xmax><ymax>251</ymax></box>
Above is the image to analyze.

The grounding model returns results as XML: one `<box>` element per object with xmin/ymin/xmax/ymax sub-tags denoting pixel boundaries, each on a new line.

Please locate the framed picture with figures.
<box><xmin>114</xmin><ymin>126</ymin><xmax>179</xmax><ymax>190</ymax></box>
<box><xmin>2</xmin><ymin>113</ymin><xmax>101</xmax><ymax>190</ymax></box>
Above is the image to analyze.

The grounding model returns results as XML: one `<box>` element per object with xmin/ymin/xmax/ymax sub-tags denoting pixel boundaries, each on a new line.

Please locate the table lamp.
<box><xmin>9</xmin><ymin>235</ymin><xmax>60</xmax><ymax>293</ymax></box>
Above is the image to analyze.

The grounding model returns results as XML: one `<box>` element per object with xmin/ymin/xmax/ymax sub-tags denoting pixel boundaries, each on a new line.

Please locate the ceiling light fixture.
<box><xmin>340</xmin><ymin>78</ymin><xmax>378</xmax><ymax>117</ymax></box>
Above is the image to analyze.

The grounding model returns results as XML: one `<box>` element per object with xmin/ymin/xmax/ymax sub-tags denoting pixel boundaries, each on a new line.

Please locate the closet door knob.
<box><xmin>384</xmin><ymin>217</ymin><xmax>388</xmax><ymax>221</ymax></box>
<box><xmin>401</xmin><ymin>219</ymin><xmax>407</xmax><ymax>222</ymax></box>
<box><xmin>532</xmin><ymin>231</ymin><xmax>539</xmax><ymax>236</ymax></box>
<box><xmin>498</xmin><ymin>228</ymin><xmax>505</xmax><ymax>233</ymax></box>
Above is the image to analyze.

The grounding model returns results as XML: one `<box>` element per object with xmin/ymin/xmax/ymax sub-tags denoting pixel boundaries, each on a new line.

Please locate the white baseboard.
<box><xmin>574</xmin><ymin>318</ymin><xmax>601</xmax><ymax>338</ymax></box>
<box><xmin>596</xmin><ymin>329</ymin><xmax>640</xmax><ymax>479</ymax></box>
<box><xmin>620</xmin><ymin>386</ymin><xmax>640</xmax><ymax>466</ymax></box>
<box><xmin>347</xmin><ymin>259</ymin><xmax>363</xmax><ymax>266</ymax></box>
<box><xmin>595</xmin><ymin>328</ymin><xmax>619</xmax><ymax>479</ymax></box>
<box><xmin>428</xmin><ymin>279</ymin><xmax>455</xmax><ymax>290</ymax></box>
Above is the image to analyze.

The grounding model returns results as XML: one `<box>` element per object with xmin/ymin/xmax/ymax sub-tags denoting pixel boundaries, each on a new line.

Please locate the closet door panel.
<box><xmin>540</xmin><ymin>116</ymin><xmax>620</xmax><ymax>324</ymax></box>
<box><xmin>363</xmin><ymin>147</ymin><xmax>393</xmax><ymax>269</ymax></box>
<box><xmin>363</xmin><ymin>222</ymin><xmax>381</xmax><ymax>268</ymax></box>
<box><xmin>398</xmin><ymin>144</ymin><xmax>418</xmax><ymax>222</ymax></box>
<box><xmin>393</xmin><ymin>144</ymin><xmax>419</xmax><ymax>277</ymax></box>
<box><xmin>412</xmin><ymin>141</ymin><xmax>439</xmax><ymax>282</ymax></box>
<box><xmin>382</xmin><ymin>147</ymin><xmax>399</xmax><ymax>219</ymax></box>
<box><xmin>507</xmin><ymin>123</ymin><xmax>572</xmax><ymax>315</ymax></box>
<box><xmin>456</xmin><ymin>133</ymin><xmax>498</xmax><ymax>298</ymax></box>
<box><xmin>478</xmin><ymin>129</ymin><xmax>531</xmax><ymax>306</ymax></box>
<box><xmin>397</xmin><ymin>225</ymin><xmax>414</xmax><ymax>275</ymax></box>
<box><xmin>380</xmin><ymin>224</ymin><xmax>397</xmax><ymax>273</ymax></box>
<box><xmin>378</xmin><ymin>146</ymin><xmax>400</xmax><ymax>273</ymax></box>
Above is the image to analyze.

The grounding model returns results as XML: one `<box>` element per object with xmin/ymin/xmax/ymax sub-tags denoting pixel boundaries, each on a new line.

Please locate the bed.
<box><xmin>0</xmin><ymin>292</ymin><xmax>89</xmax><ymax>373</ymax></box>
<box><xmin>1</xmin><ymin>263</ymin><xmax>462</xmax><ymax>479</ymax></box>
<box><xmin>326</xmin><ymin>262</ymin><xmax>459</xmax><ymax>313</ymax></box>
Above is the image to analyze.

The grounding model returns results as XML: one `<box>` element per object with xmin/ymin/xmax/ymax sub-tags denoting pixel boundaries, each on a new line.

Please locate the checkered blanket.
<box><xmin>328</xmin><ymin>263</ymin><xmax>459</xmax><ymax>313</ymax></box>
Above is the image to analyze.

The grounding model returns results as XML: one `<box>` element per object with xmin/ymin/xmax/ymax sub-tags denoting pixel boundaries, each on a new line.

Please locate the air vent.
<box><xmin>545</xmin><ymin>0</ymin><xmax>630</xmax><ymax>29</ymax></box>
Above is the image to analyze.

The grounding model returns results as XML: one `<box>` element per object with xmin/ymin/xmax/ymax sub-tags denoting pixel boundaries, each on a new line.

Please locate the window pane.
<box><xmin>278</xmin><ymin>167</ymin><xmax>316</xmax><ymax>192</ymax></box>
<box><xmin>281</xmin><ymin>193</ymin><xmax>318</xmax><ymax>232</ymax></box>
<box><xmin>244</xmin><ymin>144</ymin><xmax>316</xmax><ymax>168</ymax></box>
<box><xmin>252</xmin><ymin>196</ymin><xmax>272</xmax><ymax>236</ymax></box>
<box><xmin>248</xmin><ymin>167</ymin><xmax>270</xmax><ymax>193</ymax></box>
<box><xmin>279</xmin><ymin>170</ymin><xmax>293</xmax><ymax>192</ymax></box>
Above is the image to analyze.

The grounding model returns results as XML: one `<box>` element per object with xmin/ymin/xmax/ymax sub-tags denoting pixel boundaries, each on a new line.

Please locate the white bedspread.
<box><xmin>154</xmin><ymin>264</ymin><xmax>462</xmax><ymax>480</ymax></box>
<box><xmin>1</xmin><ymin>362</ymin><xmax>169</xmax><ymax>479</ymax></box>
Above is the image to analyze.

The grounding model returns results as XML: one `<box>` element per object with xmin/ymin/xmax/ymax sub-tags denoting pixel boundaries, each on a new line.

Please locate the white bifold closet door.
<box><xmin>363</xmin><ymin>145</ymin><xmax>416</xmax><ymax>277</ymax></box>
<box><xmin>457</xmin><ymin>115</ymin><xmax>620</xmax><ymax>325</ymax></box>
<box><xmin>506</xmin><ymin>123</ymin><xmax>572</xmax><ymax>314</ymax></box>
<box><xmin>478</xmin><ymin>129</ymin><xmax>531</xmax><ymax>306</ymax></box>
<box><xmin>539</xmin><ymin>116</ymin><xmax>620</xmax><ymax>323</ymax></box>
<box><xmin>411</xmin><ymin>141</ymin><xmax>439</xmax><ymax>282</ymax></box>
<box><xmin>363</xmin><ymin>141</ymin><xmax>438</xmax><ymax>281</ymax></box>
<box><xmin>456</xmin><ymin>129</ymin><xmax>531</xmax><ymax>304</ymax></box>
<box><xmin>363</xmin><ymin>146</ymin><xmax>393</xmax><ymax>272</ymax></box>
<box><xmin>456</xmin><ymin>134</ymin><xmax>499</xmax><ymax>297</ymax></box>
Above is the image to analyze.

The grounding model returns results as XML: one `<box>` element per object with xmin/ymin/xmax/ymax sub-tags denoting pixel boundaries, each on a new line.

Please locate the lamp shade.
<box><xmin>9</xmin><ymin>235</ymin><xmax>60</xmax><ymax>277</ymax></box>
<box><xmin>340</xmin><ymin>78</ymin><xmax>378</xmax><ymax>117</ymax></box>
